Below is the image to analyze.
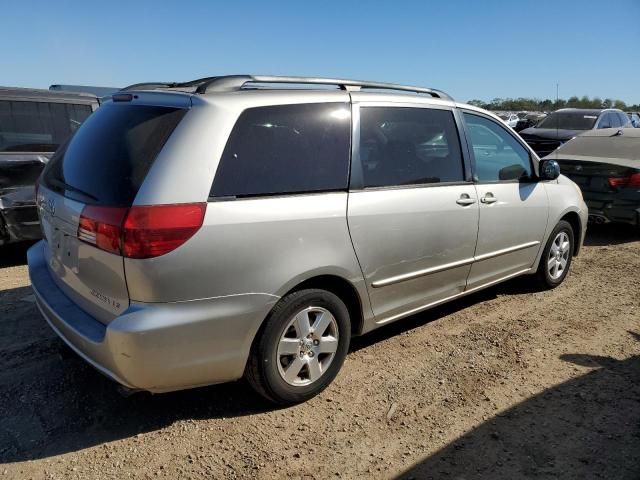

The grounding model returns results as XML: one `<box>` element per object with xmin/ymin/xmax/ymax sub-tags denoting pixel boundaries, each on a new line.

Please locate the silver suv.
<box><xmin>28</xmin><ymin>75</ymin><xmax>587</xmax><ymax>404</ymax></box>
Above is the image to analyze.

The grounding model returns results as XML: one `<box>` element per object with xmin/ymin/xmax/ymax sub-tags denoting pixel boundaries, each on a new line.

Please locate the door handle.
<box><xmin>480</xmin><ymin>193</ymin><xmax>498</xmax><ymax>204</ymax></box>
<box><xmin>456</xmin><ymin>194</ymin><xmax>476</xmax><ymax>206</ymax></box>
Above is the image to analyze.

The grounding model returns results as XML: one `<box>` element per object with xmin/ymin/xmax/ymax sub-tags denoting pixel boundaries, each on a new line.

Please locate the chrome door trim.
<box><xmin>376</xmin><ymin>267</ymin><xmax>533</xmax><ymax>325</ymax></box>
<box><xmin>473</xmin><ymin>240</ymin><xmax>540</xmax><ymax>262</ymax></box>
<box><xmin>371</xmin><ymin>241</ymin><xmax>540</xmax><ymax>288</ymax></box>
<box><xmin>371</xmin><ymin>257</ymin><xmax>474</xmax><ymax>288</ymax></box>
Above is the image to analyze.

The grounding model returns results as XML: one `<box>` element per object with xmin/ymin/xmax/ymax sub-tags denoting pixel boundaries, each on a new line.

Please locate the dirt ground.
<box><xmin>1</xmin><ymin>224</ymin><xmax>639</xmax><ymax>480</ymax></box>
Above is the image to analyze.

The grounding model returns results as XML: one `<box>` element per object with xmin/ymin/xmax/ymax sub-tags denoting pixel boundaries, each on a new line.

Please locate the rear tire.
<box><xmin>536</xmin><ymin>220</ymin><xmax>574</xmax><ymax>289</ymax></box>
<box><xmin>245</xmin><ymin>289</ymin><xmax>351</xmax><ymax>405</ymax></box>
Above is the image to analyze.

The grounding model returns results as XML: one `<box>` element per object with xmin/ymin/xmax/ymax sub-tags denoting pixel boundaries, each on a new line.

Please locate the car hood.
<box><xmin>519</xmin><ymin>128</ymin><xmax>582</xmax><ymax>141</ymax></box>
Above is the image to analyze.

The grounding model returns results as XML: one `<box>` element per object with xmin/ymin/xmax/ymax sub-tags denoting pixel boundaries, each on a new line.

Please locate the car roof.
<box><xmin>554</xmin><ymin>108</ymin><xmax>621</xmax><ymax>114</ymax></box>
<box><xmin>0</xmin><ymin>86</ymin><xmax>98</xmax><ymax>103</ymax></box>
<box><xmin>120</xmin><ymin>74</ymin><xmax>454</xmax><ymax>101</ymax></box>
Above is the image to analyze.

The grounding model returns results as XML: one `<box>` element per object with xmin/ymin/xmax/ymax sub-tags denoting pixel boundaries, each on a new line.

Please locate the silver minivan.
<box><xmin>28</xmin><ymin>76</ymin><xmax>588</xmax><ymax>404</ymax></box>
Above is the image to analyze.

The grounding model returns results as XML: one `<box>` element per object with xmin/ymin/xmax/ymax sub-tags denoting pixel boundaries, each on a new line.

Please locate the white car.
<box><xmin>498</xmin><ymin>113</ymin><xmax>519</xmax><ymax>128</ymax></box>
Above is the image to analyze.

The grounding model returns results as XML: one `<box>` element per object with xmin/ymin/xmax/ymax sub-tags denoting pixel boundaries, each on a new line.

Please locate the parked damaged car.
<box><xmin>0</xmin><ymin>87</ymin><xmax>99</xmax><ymax>245</ymax></box>
<box><xmin>519</xmin><ymin>108</ymin><xmax>631</xmax><ymax>157</ymax></box>
<box><xmin>545</xmin><ymin>128</ymin><xmax>640</xmax><ymax>226</ymax></box>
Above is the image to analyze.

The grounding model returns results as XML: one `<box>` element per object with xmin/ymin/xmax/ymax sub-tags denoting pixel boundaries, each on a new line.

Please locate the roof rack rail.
<box><xmin>194</xmin><ymin>75</ymin><xmax>453</xmax><ymax>100</ymax></box>
<box><xmin>120</xmin><ymin>82</ymin><xmax>179</xmax><ymax>91</ymax></box>
<box><xmin>120</xmin><ymin>75</ymin><xmax>453</xmax><ymax>100</ymax></box>
<box><xmin>119</xmin><ymin>77</ymin><xmax>232</xmax><ymax>92</ymax></box>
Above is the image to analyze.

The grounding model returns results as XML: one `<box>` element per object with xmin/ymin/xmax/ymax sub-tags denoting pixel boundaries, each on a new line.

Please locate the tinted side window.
<box><xmin>610</xmin><ymin>112</ymin><xmax>622</xmax><ymax>128</ymax></box>
<box><xmin>618</xmin><ymin>112</ymin><xmax>630</xmax><ymax>127</ymax></box>
<box><xmin>359</xmin><ymin>107</ymin><xmax>464</xmax><ymax>188</ymax></box>
<box><xmin>598</xmin><ymin>113</ymin><xmax>613</xmax><ymax>129</ymax></box>
<box><xmin>212</xmin><ymin>103</ymin><xmax>350</xmax><ymax>197</ymax></box>
<box><xmin>0</xmin><ymin>100</ymin><xmax>92</xmax><ymax>152</ymax></box>
<box><xmin>463</xmin><ymin>113</ymin><xmax>532</xmax><ymax>182</ymax></box>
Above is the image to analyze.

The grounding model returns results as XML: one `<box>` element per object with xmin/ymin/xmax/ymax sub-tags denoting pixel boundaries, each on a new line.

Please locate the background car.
<box><xmin>627</xmin><ymin>112</ymin><xmax>640</xmax><ymax>128</ymax></box>
<box><xmin>545</xmin><ymin>128</ymin><xmax>640</xmax><ymax>226</ymax></box>
<box><xmin>519</xmin><ymin>108</ymin><xmax>631</xmax><ymax>157</ymax></box>
<box><xmin>0</xmin><ymin>87</ymin><xmax>99</xmax><ymax>245</ymax></box>
<box><xmin>497</xmin><ymin>112</ymin><xmax>519</xmax><ymax>128</ymax></box>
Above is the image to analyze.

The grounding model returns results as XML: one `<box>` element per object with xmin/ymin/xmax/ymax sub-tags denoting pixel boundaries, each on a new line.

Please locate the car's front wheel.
<box><xmin>246</xmin><ymin>289</ymin><xmax>351</xmax><ymax>405</ymax></box>
<box><xmin>536</xmin><ymin>220</ymin><xmax>574</xmax><ymax>288</ymax></box>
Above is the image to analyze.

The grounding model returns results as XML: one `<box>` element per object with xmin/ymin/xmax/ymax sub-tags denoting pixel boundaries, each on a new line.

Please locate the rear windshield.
<box><xmin>0</xmin><ymin>100</ymin><xmax>92</xmax><ymax>152</ymax></box>
<box><xmin>537</xmin><ymin>112</ymin><xmax>598</xmax><ymax>130</ymax></box>
<box><xmin>42</xmin><ymin>103</ymin><xmax>187</xmax><ymax>206</ymax></box>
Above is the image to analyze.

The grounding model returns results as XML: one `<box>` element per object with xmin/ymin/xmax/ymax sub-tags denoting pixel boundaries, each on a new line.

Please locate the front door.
<box><xmin>348</xmin><ymin>103</ymin><xmax>479</xmax><ymax>325</ymax></box>
<box><xmin>462</xmin><ymin>112</ymin><xmax>549</xmax><ymax>289</ymax></box>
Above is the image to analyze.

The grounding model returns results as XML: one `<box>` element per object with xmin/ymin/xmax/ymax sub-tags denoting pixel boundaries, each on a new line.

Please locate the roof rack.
<box><xmin>120</xmin><ymin>75</ymin><xmax>453</xmax><ymax>101</ymax></box>
<box><xmin>197</xmin><ymin>75</ymin><xmax>452</xmax><ymax>100</ymax></box>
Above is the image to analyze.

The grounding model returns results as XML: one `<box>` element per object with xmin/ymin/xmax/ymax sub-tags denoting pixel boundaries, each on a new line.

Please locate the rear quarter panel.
<box><xmin>123</xmin><ymin>193</ymin><xmax>371</xmax><ymax>313</ymax></box>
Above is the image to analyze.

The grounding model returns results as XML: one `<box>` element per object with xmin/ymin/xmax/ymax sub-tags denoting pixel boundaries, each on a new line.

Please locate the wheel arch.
<box><xmin>263</xmin><ymin>269</ymin><xmax>369</xmax><ymax>339</ymax></box>
<box><xmin>559</xmin><ymin>210</ymin><xmax>583</xmax><ymax>256</ymax></box>
<box><xmin>279</xmin><ymin>274</ymin><xmax>366</xmax><ymax>337</ymax></box>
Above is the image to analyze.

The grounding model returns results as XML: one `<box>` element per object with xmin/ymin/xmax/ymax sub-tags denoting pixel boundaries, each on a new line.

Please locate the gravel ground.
<box><xmin>1</xmin><ymin>224</ymin><xmax>639</xmax><ymax>480</ymax></box>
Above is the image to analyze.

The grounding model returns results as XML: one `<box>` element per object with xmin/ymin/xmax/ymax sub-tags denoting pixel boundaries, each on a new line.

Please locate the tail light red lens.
<box><xmin>608</xmin><ymin>172</ymin><xmax>640</xmax><ymax>188</ymax></box>
<box><xmin>77</xmin><ymin>203</ymin><xmax>206</xmax><ymax>259</ymax></box>
<box><xmin>122</xmin><ymin>204</ymin><xmax>207</xmax><ymax>259</ymax></box>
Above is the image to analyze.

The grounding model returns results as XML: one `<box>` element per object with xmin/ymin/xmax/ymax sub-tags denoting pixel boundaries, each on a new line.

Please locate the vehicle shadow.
<box><xmin>584</xmin><ymin>222</ymin><xmax>639</xmax><ymax>246</ymax></box>
<box><xmin>0</xmin><ymin>283</ymin><xmax>278</xmax><ymax>464</ymax></box>
<box><xmin>0</xmin><ymin>241</ymin><xmax>35</xmax><ymax>268</ymax></box>
<box><xmin>0</xmin><ymin>273</ymin><xmax>542</xmax><ymax>464</ymax></box>
<box><xmin>397</xmin><ymin>331</ymin><xmax>640</xmax><ymax>479</ymax></box>
<box><xmin>350</xmin><ymin>275</ymin><xmax>534</xmax><ymax>353</ymax></box>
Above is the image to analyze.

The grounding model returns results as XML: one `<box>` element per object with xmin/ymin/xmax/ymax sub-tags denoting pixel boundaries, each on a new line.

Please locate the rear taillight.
<box><xmin>78</xmin><ymin>206</ymin><xmax>128</xmax><ymax>255</ymax></box>
<box><xmin>608</xmin><ymin>172</ymin><xmax>640</xmax><ymax>188</ymax></box>
<box><xmin>122</xmin><ymin>204</ymin><xmax>206</xmax><ymax>259</ymax></box>
<box><xmin>77</xmin><ymin>203</ymin><xmax>206</xmax><ymax>259</ymax></box>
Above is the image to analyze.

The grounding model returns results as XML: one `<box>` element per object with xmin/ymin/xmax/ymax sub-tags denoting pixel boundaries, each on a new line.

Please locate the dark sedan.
<box><xmin>544</xmin><ymin>128</ymin><xmax>640</xmax><ymax>226</ymax></box>
<box><xmin>520</xmin><ymin>108</ymin><xmax>631</xmax><ymax>157</ymax></box>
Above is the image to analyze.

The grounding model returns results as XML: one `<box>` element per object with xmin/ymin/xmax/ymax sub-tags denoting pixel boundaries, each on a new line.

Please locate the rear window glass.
<box><xmin>0</xmin><ymin>100</ymin><xmax>92</xmax><ymax>152</ymax></box>
<box><xmin>211</xmin><ymin>103</ymin><xmax>351</xmax><ymax>197</ymax></box>
<box><xmin>537</xmin><ymin>112</ymin><xmax>598</xmax><ymax>130</ymax></box>
<box><xmin>42</xmin><ymin>103</ymin><xmax>186</xmax><ymax>206</ymax></box>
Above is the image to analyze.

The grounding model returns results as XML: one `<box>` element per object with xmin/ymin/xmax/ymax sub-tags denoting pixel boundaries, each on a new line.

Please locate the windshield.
<box><xmin>538</xmin><ymin>112</ymin><xmax>598</xmax><ymax>130</ymax></box>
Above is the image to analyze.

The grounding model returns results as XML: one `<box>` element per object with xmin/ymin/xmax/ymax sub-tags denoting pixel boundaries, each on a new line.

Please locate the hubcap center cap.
<box><xmin>301</xmin><ymin>338</ymin><xmax>314</xmax><ymax>354</ymax></box>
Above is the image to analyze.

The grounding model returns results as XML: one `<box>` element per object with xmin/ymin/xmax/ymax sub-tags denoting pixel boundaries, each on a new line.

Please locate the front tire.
<box><xmin>246</xmin><ymin>289</ymin><xmax>351</xmax><ymax>405</ymax></box>
<box><xmin>536</xmin><ymin>220</ymin><xmax>574</xmax><ymax>289</ymax></box>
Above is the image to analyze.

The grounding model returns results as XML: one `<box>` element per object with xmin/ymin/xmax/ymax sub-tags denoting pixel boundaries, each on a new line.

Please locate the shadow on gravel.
<box><xmin>0</xmin><ymin>241</ymin><xmax>35</xmax><ymax>268</ymax></box>
<box><xmin>350</xmin><ymin>275</ymin><xmax>535</xmax><ymax>353</ymax></box>
<box><xmin>0</xmin><ymin>273</ymin><xmax>543</xmax><ymax>464</ymax></box>
<box><xmin>397</xmin><ymin>331</ymin><xmax>640</xmax><ymax>480</ymax></box>
<box><xmin>0</xmin><ymin>282</ymin><xmax>277</xmax><ymax>464</ymax></box>
<box><xmin>584</xmin><ymin>223</ymin><xmax>639</xmax><ymax>247</ymax></box>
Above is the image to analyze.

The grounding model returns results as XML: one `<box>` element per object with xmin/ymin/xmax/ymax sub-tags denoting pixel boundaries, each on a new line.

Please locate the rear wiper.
<box><xmin>48</xmin><ymin>178</ymin><xmax>99</xmax><ymax>202</ymax></box>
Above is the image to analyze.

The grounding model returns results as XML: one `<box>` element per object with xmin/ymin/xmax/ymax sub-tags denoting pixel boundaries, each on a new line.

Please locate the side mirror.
<box><xmin>539</xmin><ymin>159</ymin><xmax>561</xmax><ymax>180</ymax></box>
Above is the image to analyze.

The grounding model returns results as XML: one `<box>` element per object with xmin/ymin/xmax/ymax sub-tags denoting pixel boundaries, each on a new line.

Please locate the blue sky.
<box><xmin>5</xmin><ymin>0</ymin><xmax>640</xmax><ymax>103</ymax></box>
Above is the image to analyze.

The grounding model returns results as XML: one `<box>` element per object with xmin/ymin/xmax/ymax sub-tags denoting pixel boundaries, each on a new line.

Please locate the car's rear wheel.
<box><xmin>246</xmin><ymin>289</ymin><xmax>351</xmax><ymax>405</ymax></box>
<box><xmin>536</xmin><ymin>220</ymin><xmax>574</xmax><ymax>289</ymax></box>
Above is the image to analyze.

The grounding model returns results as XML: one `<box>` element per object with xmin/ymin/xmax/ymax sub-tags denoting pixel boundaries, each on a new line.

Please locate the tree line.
<box><xmin>467</xmin><ymin>96</ymin><xmax>640</xmax><ymax>112</ymax></box>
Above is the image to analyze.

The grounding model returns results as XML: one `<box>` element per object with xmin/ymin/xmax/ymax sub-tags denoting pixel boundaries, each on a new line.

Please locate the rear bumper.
<box><xmin>28</xmin><ymin>241</ymin><xmax>278</xmax><ymax>393</ymax></box>
<box><xmin>584</xmin><ymin>195</ymin><xmax>640</xmax><ymax>226</ymax></box>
